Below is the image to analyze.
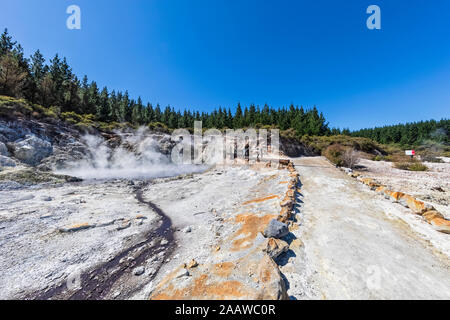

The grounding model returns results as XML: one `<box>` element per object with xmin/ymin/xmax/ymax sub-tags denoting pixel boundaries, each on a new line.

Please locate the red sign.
<box><xmin>405</xmin><ymin>150</ymin><xmax>415</xmax><ymax>156</ymax></box>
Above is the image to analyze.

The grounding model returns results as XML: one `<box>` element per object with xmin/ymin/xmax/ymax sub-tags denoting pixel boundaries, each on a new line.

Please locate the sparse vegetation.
<box><xmin>394</xmin><ymin>161</ymin><xmax>428</xmax><ymax>171</ymax></box>
<box><xmin>0</xmin><ymin>168</ymin><xmax>82</xmax><ymax>184</ymax></box>
<box><xmin>300</xmin><ymin>135</ymin><xmax>384</xmax><ymax>155</ymax></box>
<box><xmin>342</xmin><ymin>148</ymin><xmax>360</xmax><ymax>169</ymax></box>
<box><xmin>323</xmin><ymin>144</ymin><xmax>345</xmax><ymax>166</ymax></box>
<box><xmin>408</xmin><ymin>162</ymin><xmax>429</xmax><ymax>171</ymax></box>
<box><xmin>322</xmin><ymin>143</ymin><xmax>361</xmax><ymax>168</ymax></box>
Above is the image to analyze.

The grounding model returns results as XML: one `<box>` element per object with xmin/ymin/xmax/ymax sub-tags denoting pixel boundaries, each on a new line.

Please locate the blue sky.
<box><xmin>1</xmin><ymin>0</ymin><xmax>449</xmax><ymax>130</ymax></box>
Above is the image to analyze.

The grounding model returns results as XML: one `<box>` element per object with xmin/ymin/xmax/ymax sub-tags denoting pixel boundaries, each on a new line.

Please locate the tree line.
<box><xmin>1</xmin><ymin>28</ymin><xmax>447</xmax><ymax>146</ymax></box>
<box><xmin>0</xmin><ymin>29</ymin><xmax>329</xmax><ymax>136</ymax></box>
<box><xmin>350</xmin><ymin>119</ymin><xmax>450</xmax><ymax>147</ymax></box>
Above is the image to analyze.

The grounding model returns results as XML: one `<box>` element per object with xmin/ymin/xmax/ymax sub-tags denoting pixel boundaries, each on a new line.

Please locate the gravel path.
<box><xmin>288</xmin><ymin>157</ymin><xmax>450</xmax><ymax>300</ymax></box>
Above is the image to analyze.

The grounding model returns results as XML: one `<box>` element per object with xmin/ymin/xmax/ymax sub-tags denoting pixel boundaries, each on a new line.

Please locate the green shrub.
<box><xmin>61</xmin><ymin>111</ymin><xmax>83</xmax><ymax>124</ymax></box>
<box><xmin>280</xmin><ymin>128</ymin><xmax>297</xmax><ymax>140</ymax></box>
<box><xmin>394</xmin><ymin>161</ymin><xmax>428</xmax><ymax>171</ymax></box>
<box><xmin>393</xmin><ymin>162</ymin><xmax>410</xmax><ymax>170</ymax></box>
<box><xmin>148</xmin><ymin>122</ymin><xmax>170</xmax><ymax>133</ymax></box>
<box><xmin>300</xmin><ymin>135</ymin><xmax>384</xmax><ymax>156</ymax></box>
<box><xmin>97</xmin><ymin>121</ymin><xmax>124</xmax><ymax>132</ymax></box>
<box><xmin>0</xmin><ymin>96</ymin><xmax>33</xmax><ymax>117</ymax></box>
<box><xmin>408</xmin><ymin>162</ymin><xmax>428</xmax><ymax>171</ymax></box>
<box><xmin>323</xmin><ymin>144</ymin><xmax>345</xmax><ymax>166</ymax></box>
<box><xmin>373</xmin><ymin>155</ymin><xmax>384</xmax><ymax>161</ymax></box>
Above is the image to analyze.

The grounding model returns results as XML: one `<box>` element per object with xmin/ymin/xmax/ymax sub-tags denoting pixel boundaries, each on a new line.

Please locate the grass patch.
<box><xmin>394</xmin><ymin>161</ymin><xmax>428</xmax><ymax>171</ymax></box>
<box><xmin>0</xmin><ymin>169</ymin><xmax>82</xmax><ymax>184</ymax></box>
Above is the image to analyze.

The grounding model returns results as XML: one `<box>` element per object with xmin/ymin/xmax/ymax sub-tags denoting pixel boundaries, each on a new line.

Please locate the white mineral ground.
<box><xmin>285</xmin><ymin>157</ymin><xmax>450</xmax><ymax>300</ymax></box>
<box><xmin>0</xmin><ymin>156</ymin><xmax>449</xmax><ymax>299</ymax></box>
<box><xmin>358</xmin><ymin>158</ymin><xmax>450</xmax><ymax>216</ymax></box>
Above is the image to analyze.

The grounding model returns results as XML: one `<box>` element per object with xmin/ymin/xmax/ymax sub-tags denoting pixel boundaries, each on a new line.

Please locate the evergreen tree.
<box><xmin>0</xmin><ymin>53</ymin><xmax>27</xmax><ymax>97</ymax></box>
<box><xmin>234</xmin><ymin>103</ymin><xmax>243</xmax><ymax>128</ymax></box>
<box><xmin>0</xmin><ymin>29</ymin><xmax>16</xmax><ymax>56</ymax></box>
<box><xmin>97</xmin><ymin>87</ymin><xmax>109</xmax><ymax>121</ymax></box>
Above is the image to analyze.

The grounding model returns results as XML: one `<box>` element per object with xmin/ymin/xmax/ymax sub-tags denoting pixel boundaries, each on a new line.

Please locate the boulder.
<box><xmin>10</xmin><ymin>135</ymin><xmax>53</xmax><ymax>166</ymax></box>
<box><xmin>59</xmin><ymin>223</ymin><xmax>95</xmax><ymax>233</ymax></box>
<box><xmin>368</xmin><ymin>182</ymin><xmax>381</xmax><ymax>190</ymax></box>
<box><xmin>422</xmin><ymin>210</ymin><xmax>444</xmax><ymax>223</ymax></box>
<box><xmin>277</xmin><ymin>207</ymin><xmax>292</xmax><ymax>224</ymax></box>
<box><xmin>0</xmin><ymin>141</ymin><xmax>8</xmax><ymax>156</ymax></box>
<box><xmin>429</xmin><ymin>218</ymin><xmax>450</xmax><ymax>234</ymax></box>
<box><xmin>286</xmin><ymin>189</ymin><xmax>295</xmax><ymax>198</ymax></box>
<box><xmin>117</xmin><ymin>220</ymin><xmax>131</xmax><ymax>230</ymax></box>
<box><xmin>289</xmin><ymin>238</ymin><xmax>304</xmax><ymax>250</ymax></box>
<box><xmin>263</xmin><ymin>219</ymin><xmax>289</xmax><ymax>239</ymax></box>
<box><xmin>149</xmin><ymin>253</ymin><xmax>289</xmax><ymax>300</ymax></box>
<box><xmin>389</xmin><ymin>191</ymin><xmax>405</xmax><ymax>202</ymax></box>
<box><xmin>0</xmin><ymin>155</ymin><xmax>16</xmax><ymax>167</ymax></box>
<box><xmin>263</xmin><ymin>238</ymin><xmax>289</xmax><ymax>259</ymax></box>
<box><xmin>343</xmin><ymin>168</ymin><xmax>353</xmax><ymax>174</ymax></box>
<box><xmin>398</xmin><ymin>195</ymin><xmax>433</xmax><ymax>214</ymax></box>
<box><xmin>187</xmin><ymin>259</ymin><xmax>199</xmax><ymax>269</ymax></box>
<box><xmin>255</xmin><ymin>254</ymin><xmax>289</xmax><ymax>300</ymax></box>
<box><xmin>280</xmin><ymin>197</ymin><xmax>294</xmax><ymax>209</ymax></box>
<box><xmin>133</xmin><ymin>266</ymin><xmax>145</xmax><ymax>276</ymax></box>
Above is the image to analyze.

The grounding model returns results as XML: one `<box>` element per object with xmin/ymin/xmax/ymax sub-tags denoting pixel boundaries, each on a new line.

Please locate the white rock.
<box><xmin>0</xmin><ymin>142</ymin><xmax>8</xmax><ymax>156</ymax></box>
<box><xmin>175</xmin><ymin>268</ymin><xmax>190</xmax><ymax>278</ymax></box>
<box><xmin>0</xmin><ymin>155</ymin><xmax>16</xmax><ymax>167</ymax></box>
<box><xmin>133</xmin><ymin>266</ymin><xmax>145</xmax><ymax>276</ymax></box>
<box><xmin>117</xmin><ymin>221</ymin><xmax>131</xmax><ymax>230</ymax></box>
<box><xmin>10</xmin><ymin>135</ymin><xmax>53</xmax><ymax>166</ymax></box>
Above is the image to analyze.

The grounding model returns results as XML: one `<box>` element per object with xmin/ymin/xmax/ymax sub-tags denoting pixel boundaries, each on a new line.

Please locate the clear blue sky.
<box><xmin>1</xmin><ymin>0</ymin><xmax>449</xmax><ymax>130</ymax></box>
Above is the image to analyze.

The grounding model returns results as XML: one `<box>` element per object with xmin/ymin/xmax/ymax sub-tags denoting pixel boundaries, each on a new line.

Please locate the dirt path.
<box><xmin>289</xmin><ymin>157</ymin><xmax>450</xmax><ymax>300</ymax></box>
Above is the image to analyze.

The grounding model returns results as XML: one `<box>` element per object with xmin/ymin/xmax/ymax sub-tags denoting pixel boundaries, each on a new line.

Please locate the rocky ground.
<box><xmin>0</xmin><ymin>162</ymin><xmax>299</xmax><ymax>300</ymax></box>
<box><xmin>358</xmin><ymin>158</ymin><xmax>450</xmax><ymax>216</ymax></box>
<box><xmin>0</xmin><ymin>116</ymin><xmax>301</xmax><ymax>300</ymax></box>
<box><xmin>140</xmin><ymin>163</ymin><xmax>297</xmax><ymax>300</ymax></box>
<box><xmin>287</xmin><ymin>157</ymin><xmax>450</xmax><ymax>299</ymax></box>
<box><xmin>1</xmin><ymin>116</ymin><xmax>449</xmax><ymax>300</ymax></box>
<box><xmin>0</xmin><ymin>178</ymin><xmax>161</xmax><ymax>299</ymax></box>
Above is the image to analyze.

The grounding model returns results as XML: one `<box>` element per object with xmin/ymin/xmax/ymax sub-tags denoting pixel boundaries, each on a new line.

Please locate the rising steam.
<box><xmin>56</xmin><ymin>128</ymin><xmax>206</xmax><ymax>180</ymax></box>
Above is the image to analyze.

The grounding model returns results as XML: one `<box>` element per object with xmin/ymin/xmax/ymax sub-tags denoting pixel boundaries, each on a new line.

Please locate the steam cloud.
<box><xmin>56</xmin><ymin>128</ymin><xmax>207</xmax><ymax>180</ymax></box>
